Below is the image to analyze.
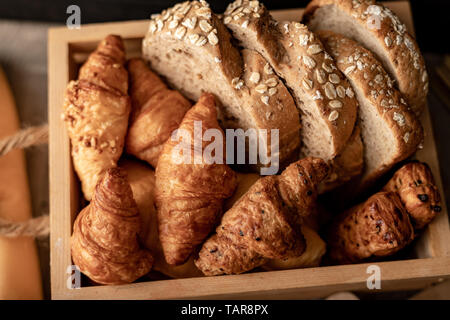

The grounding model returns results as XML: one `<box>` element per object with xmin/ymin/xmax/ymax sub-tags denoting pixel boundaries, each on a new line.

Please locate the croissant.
<box><xmin>328</xmin><ymin>192</ymin><xmax>414</xmax><ymax>264</ymax></box>
<box><xmin>383</xmin><ymin>162</ymin><xmax>441</xmax><ymax>230</ymax></box>
<box><xmin>71</xmin><ymin>168</ymin><xmax>153</xmax><ymax>285</ymax></box>
<box><xmin>62</xmin><ymin>35</ymin><xmax>130</xmax><ymax>200</ymax></box>
<box><xmin>195</xmin><ymin>157</ymin><xmax>329</xmax><ymax>276</ymax></box>
<box><xmin>263</xmin><ymin>225</ymin><xmax>327</xmax><ymax>270</ymax></box>
<box><xmin>224</xmin><ymin>173</ymin><xmax>327</xmax><ymax>271</ymax></box>
<box><xmin>121</xmin><ymin>159</ymin><xmax>202</xmax><ymax>278</ymax></box>
<box><xmin>155</xmin><ymin>93</ymin><xmax>237</xmax><ymax>266</ymax></box>
<box><xmin>126</xmin><ymin>58</ymin><xmax>191</xmax><ymax>167</ymax></box>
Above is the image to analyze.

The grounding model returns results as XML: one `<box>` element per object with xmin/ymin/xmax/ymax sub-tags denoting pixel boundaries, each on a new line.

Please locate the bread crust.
<box><xmin>328</xmin><ymin>191</ymin><xmax>414</xmax><ymax>264</ymax></box>
<box><xmin>224</xmin><ymin>1</ymin><xmax>358</xmax><ymax>160</ymax></box>
<box><xmin>142</xmin><ymin>1</ymin><xmax>300</xmax><ymax>170</ymax></box>
<box><xmin>303</xmin><ymin>0</ymin><xmax>428</xmax><ymax>115</ymax></box>
<box><xmin>318</xmin><ymin>30</ymin><xmax>423</xmax><ymax>185</ymax></box>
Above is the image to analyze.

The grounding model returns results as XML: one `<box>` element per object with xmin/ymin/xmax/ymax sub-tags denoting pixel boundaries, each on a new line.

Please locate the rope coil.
<box><xmin>0</xmin><ymin>124</ymin><xmax>50</xmax><ymax>238</ymax></box>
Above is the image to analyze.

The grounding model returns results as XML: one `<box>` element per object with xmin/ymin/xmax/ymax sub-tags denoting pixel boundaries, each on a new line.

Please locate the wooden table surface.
<box><xmin>0</xmin><ymin>16</ymin><xmax>449</xmax><ymax>299</ymax></box>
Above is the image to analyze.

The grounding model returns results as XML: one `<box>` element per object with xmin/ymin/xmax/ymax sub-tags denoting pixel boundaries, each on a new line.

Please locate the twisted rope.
<box><xmin>0</xmin><ymin>124</ymin><xmax>50</xmax><ymax>238</ymax></box>
<box><xmin>0</xmin><ymin>124</ymin><xmax>48</xmax><ymax>156</ymax></box>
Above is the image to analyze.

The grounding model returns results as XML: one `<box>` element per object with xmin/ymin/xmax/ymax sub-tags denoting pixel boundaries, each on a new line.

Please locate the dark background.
<box><xmin>0</xmin><ymin>0</ymin><xmax>449</xmax><ymax>53</ymax></box>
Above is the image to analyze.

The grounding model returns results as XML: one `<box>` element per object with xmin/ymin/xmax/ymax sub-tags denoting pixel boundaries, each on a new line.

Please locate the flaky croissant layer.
<box><xmin>71</xmin><ymin>168</ymin><xmax>153</xmax><ymax>285</ymax></box>
<box><xmin>63</xmin><ymin>35</ymin><xmax>130</xmax><ymax>200</ymax></box>
<box><xmin>155</xmin><ymin>93</ymin><xmax>237</xmax><ymax>266</ymax></box>
<box><xmin>195</xmin><ymin>157</ymin><xmax>329</xmax><ymax>276</ymax></box>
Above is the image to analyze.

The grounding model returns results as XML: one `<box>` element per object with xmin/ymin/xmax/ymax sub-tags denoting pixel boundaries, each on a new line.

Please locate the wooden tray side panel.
<box><xmin>49</xmin><ymin>2</ymin><xmax>450</xmax><ymax>299</ymax></box>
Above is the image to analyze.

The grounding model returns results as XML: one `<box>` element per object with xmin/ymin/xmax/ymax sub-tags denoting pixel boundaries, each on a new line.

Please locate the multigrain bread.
<box><xmin>142</xmin><ymin>0</ymin><xmax>300</xmax><ymax>171</ymax></box>
<box><xmin>319</xmin><ymin>125</ymin><xmax>363</xmax><ymax>194</ymax></box>
<box><xmin>383</xmin><ymin>161</ymin><xmax>442</xmax><ymax>230</ymax></box>
<box><xmin>224</xmin><ymin>0</ymin><xmax>358</xmax><ymax>161</ymax></box>
<box><xmin>303</xmin><ymin>0</ymin><xmax>428</xmax><ymax>115</ymax></box>
<box><xmin>328</xmin><ymin>191</ymin><xmax>414</xmax><ymax>264</ymax></box>
<box><xmin>318</xmin><ymin>31</ymin><xmax>423</xmax><ymax>186</ymax></box>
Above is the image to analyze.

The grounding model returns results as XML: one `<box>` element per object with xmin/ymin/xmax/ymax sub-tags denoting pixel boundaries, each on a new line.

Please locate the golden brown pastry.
<box><xmin>126</xmin><ymin>58</ymin><xmax>191</xmax><ymax>167</ymax></box>
<box><xmin>195</xmin><ymin>157</ymin><xmax>329</xmax><ymax>276</ymax></box>
<box><xmin>383</xmin><ymin>162</ymin><xmax>442</xmax><ymax>230</ymax></box>
<box><xmin>62</xmin><ymin>35</ymin><xmax>130</xmax><ymax>200</ymax></box>
<box><xmin>71</xmin><ymin>168</ymin><xmax>153</xmax><ymax>285</ymax></box>
<box><xmin>121</xmin><ymin>159</ymin><xmax>202</xmax><ymax>278</ymax></box>
<box><xmin>263</xmin><ymin>225</ymin><xmax>326</xmax><ymax>270</ymax></box>
<box><xmin>155</xmin><ymin>93</ymin><xmax>237</xmax><ymax>266</ymax></box>
<box><xmin>225</xmin><ymin>172</ymin><xmax>327</xmax><ymax>270</ymax></box>
<box><xmin>328</xmin><ymin>192</ymin><xmax>414</xmax><ymax>264</ymax></box>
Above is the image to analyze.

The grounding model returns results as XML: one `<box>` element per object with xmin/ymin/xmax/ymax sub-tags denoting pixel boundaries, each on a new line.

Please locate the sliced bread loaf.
<box><xmin>317</xmin><ymin>30</ymin><xmax>423</xmax><ymax>185</ymax></box>
<box><xmin>224</xmin><ymin>0</ymin><xmax>358</xmax><ymax>162</ymax></box>
<box><xmin>142</xmin><ymin>0</ymin><xmax>300</xmax><ymax>171</ymax></box>
<box><xmin>318</xmin><ymin>125</ymin><xmax>363</xmax><ymax>194</ymax></box>
<box><xmin>303</xmin><ymin>0</ymin><xmax>428</xmax><ymax>115</ymax></box>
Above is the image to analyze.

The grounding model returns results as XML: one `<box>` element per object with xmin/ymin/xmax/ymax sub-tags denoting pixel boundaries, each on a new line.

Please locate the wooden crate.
<box><xmin>49</xmin><ymin>1</ymin><xmax>450</xmax><ymax>299</ymax></box>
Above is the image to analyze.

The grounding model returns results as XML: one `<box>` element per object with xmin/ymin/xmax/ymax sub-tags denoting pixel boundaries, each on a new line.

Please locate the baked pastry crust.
<box><xmin>155</xmin><ymin>93</ymin><xmax>237</xmax><ymax>265</ymax></box>
<box><xmin>62</xmin><ymin>35</ymin><xmax>130</xmax><ymax>200</ymax></box>
<box><xmin>121</xmin><ymin>159</ymin><xmax>203</xmax><ymax>278</ymax></box>
<box><xmin>126</xmin><ymin>58</ymin><xmax>191</xmax><ymax>167</ymax></box>
<box><xmin>328</xmin><ymin>191</ymin><xmax>414</xmax><ymax>264</ymax></box>
<box><xmin>303</xmin><ymin>0</ymin><xmax>428</xmax><ymax>115</ymax></box>
<box><xmin>71</xmin><ymin>168</ymin><xmax>153</xmax><ymax>285</ymax></box>
<box><xmin>195</xmin><ymin>157</ymin><xmax>329</xmax><ymax>275</ymax></box>
<box><xmin>383</xmin><ymin>161</ymin><xmax>442</xmax><ymax>230</ymax></box>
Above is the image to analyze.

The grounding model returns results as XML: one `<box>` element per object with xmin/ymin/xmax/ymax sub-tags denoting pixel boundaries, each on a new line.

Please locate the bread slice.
<box><xmin>224</xmin><ymin>0</ymin><xmax>357</xmax><ymax>161</ymax></box>
<box><xmin>303</xmin><ymin>0</ymin><xmax>428</xmax><ymax>115</ymax></box>
<box><xmin>142</xmin><ymin>0</ymin><xmax>300</xmax><ymax>171</ymax></box>
<box><xmin>318</xmin><ymin>125</ymin><xmax>363</xmax><ymax>194</ymax></box>
<box><xmin>317</xmin><ymin>30</ymin><xmax>423</xmax><ymax>185</ymax></box>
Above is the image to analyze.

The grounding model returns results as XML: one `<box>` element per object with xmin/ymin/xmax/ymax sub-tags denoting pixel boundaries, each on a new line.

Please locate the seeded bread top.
<box><xmin>318</xmin><ymin>30</ymin><xmax>423</xmax><ymax>182</ymax></box>
<box><xmin>224</xmin><ymin>0</ymin><xmax>358</xmax><ymax>159</ymax></box>
<box><xmin>303</xmin><ymin>0</ymin><xmax>428</xmax><ymax>115</ymax></box>
<box><xmin>143</xmin><ymin>1</ymin><xmax>301</xmax><ymax>169</ymax></box>
<box><xmin>147</xmin><ymin>0</ymin><xmax>243</xmax><ymax>83</ymax></box>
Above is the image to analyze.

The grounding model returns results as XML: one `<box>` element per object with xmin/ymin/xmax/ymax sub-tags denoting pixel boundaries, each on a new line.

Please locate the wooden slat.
<box><xmin>54</xmin><ymin>257</ymin><xmax>450</xmax><ymax>300</ymax></box>
<box><xmin>49</xmin><ymin>1</ymin><xmax>450</xmax><ymax>299</ymax></box>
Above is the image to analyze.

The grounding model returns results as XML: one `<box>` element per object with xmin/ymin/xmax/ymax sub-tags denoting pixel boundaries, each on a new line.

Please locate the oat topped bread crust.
<box><xmin>224</xmin><ymin>0</ymin><xmax>358</xmax><ymax>161</ymax></box>
<box><xmin>318</xmin><ymin>30</ymin><xmax>423</xmax><ymax>185</ymax></box>
<box><xmin>143</xmin><ymin>0</ymin><xmax>301</xmax><ymax>170</ymax></box>
<box><xmin>303</xmin><ymin>0</ymin><xmax>428</xmax><ymax>115</ymax></box>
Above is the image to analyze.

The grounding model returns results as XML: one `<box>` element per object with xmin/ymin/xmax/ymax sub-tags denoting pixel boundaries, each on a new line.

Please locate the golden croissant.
<box><xmin>328</xmin><ymin>191</ymin><xmax>414</xmax><ymax>264</ymax></box>
<box><xmin>225</xmin><ymin>172</ymin><xmax>327</xmax><ymax>271</ymax></box>
<box><xmin>126</xmin><ymin>58</ymin><xmax>191</xmax><ymax>167</ymax></box>
<box><xmin>71</xmin><ymin>168</ymin><xmax>154</xmax><ymax>285</ymax></box>
<box><xmin>155</xmin><ymin>93</ymin><xmax>237</xmax><ymax>266</ymax></box>
<box><xmin>383</xmin><ymin>161</ymin><xmax>441</xmax><ymax>230</ymax></box>
<box><xmin>120</xmin><ymin>159</ymin><xmax>203</xmax><ymax>279</ymax></box>
<box><xmin>195</xmin><ymin>157</ymin><xmax>329</xmax><ymax>276</ymax></box>
<box><xmin>62</xmin><ymin>35</ymin><xmax>130</xmax><ymax>200</ymax></box>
